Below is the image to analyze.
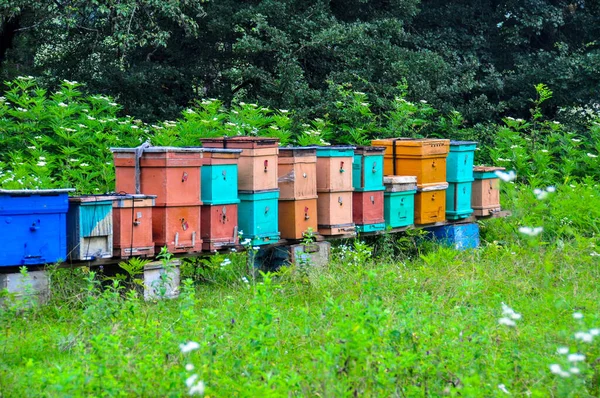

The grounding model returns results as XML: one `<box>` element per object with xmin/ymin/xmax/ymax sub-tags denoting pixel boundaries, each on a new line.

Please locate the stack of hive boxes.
<box><xmin>446</xmin><ymin>141</ymin><xmax>477</xmax><ymax>220</ymax></box>
<box><xmin>201</xmin><ymin>137</ymin><xmax>280</xmax><ymax>245</ymax></box>
<box><xmin>315</xmin><ymin>146</ymin><xmax>356</xmax><ymax>235</ymax></box>
<box><xmin>277</xmin><ymin>147</ymin><xmax>318</xmax><ymax>240</ymax></box>
<box><xmin>382</xmin><ymin>176</ymin><xmax>417</xmax><ymax>228</ymax></box>
<box><xmin>471</xmin><ymin>166</ymin><xmax>504</xmax><ymax>216</ymax></box>
<box><xmin>352</xmin><ymin>146</ymin><xmax>386</xmax><ymax>232</ymax></box>
<box><xmin>371</xmin><ymin>138</ymin><xmax>450</xmax><ymax>224</ymax></box>
<box><xmin>200</xmin><ymin>148</ymin><xmax>242</xmax><ymax>251</ymax></box>
<box><xmin>67</xmin><ymin>196</ymin><xmax>115</xmax><ymax>260</ymax></box>
<box><xmin>112</xmin><ymin>147</ymin><xmax>204</xmax><ymax>254</ymax></box>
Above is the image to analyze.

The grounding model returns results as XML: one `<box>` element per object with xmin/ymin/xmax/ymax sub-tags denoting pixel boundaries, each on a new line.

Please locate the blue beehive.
<box><xmin>384</xmin><ymin>191</ymin><xmax>416</xmax><ymax>228</ymax></box>
<box><xmin>201</xmin><ymin>165</ymin><xmax>240</xmax><ymax>205</ymax></box>
<box><xmin>428</xmin><ymin>223</ymin><xmax>480</xmax><ymax>250</ymax></box>
<box><xmin>352</xmin><ymin>146</ymin><xmax>385</xmax><ymax>192</ymax></box>
<box><xmin>67</xmin><ymin>196</ymin><xmax>114</xmax><ymax>260</ymax></box>
<box><xmin>446</xmin><ymin>182</ymin><xmax>474</xmax><ymax>220</ymax></box>
<box><xmin>0</xmin><ymin>189</ymin><xmax>73</xmax><ymax>266</ymax></box>
<box><xmin>447</xmin><ymin>141</ymin><xmax>477</xmax><ymax>182</ymax></box>
<box><xmin>238</xmin><ymin>190</ymin><xmax>280</xmax><ymax>245</ymax></box>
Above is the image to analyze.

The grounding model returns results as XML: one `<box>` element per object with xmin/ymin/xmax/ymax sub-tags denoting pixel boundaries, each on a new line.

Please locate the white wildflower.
<box><xmin>494</xmin><ymin>170</ymin><xmax>517</xmax><ymax>182</ymax></box>
<box><xmin>573</xmin><ymin>312</ymin><xmax>583</xmax><ymax>319</ymax></box>
<box><xmin>241</xmin><ymin>238</ymin><xmax>251</xmax><ymax>245</ymax></box>
<box><xmin>80</xmin><ymin>163</ymin><xmax>89</xmax><ymax>167</ymax></box>
<box><xmin>252</xmin><ymin>246</ymin><xmax>260</xmax><ymax>250</ymax></box>
<box><xmin>574</xmin><ymin>332</ymin><xmax>593</xmax><ymax>343</ymax></box>
<box><xmin>587</xmin><ymin>153</ymin><xmax>598</xmax><ymax>158</ymax></box>
<box><xmin>58</xmin><ymin>102</ymin><xmax>68</xmax><ymax>107</ymax></box>
<box><xmin>557</xmin><ymin>347</ymin><xmax>569</xmax><ymax>355</ymax></box>
<box><xmin>36</xmin><ymin>161</ymin><xmax>46</xmax><ymax>167</ymax></box>
<box><xmin>189</xmin><ymin>380</ymin><xmax>205</xmax><ymax>396</ymax></box>
<box><xmin>569</xmin><ymin>367</ymin><xmax>580</xmax><ymax>374</ymax></box>
<box><xmin>186</xmin><ymin>374</ymin><xmax>198</xmax><ymax>388</ymax></box>
<box><xmin>17</xmin><ymin>107</ymin><xmax>27</xmax><ymax>112</ymax></box>
<box><xmin>534</xmin><ymin>189</ymin><xmax>548</xmax><ymax>200</ymax></box>
<box><xmin>27</xmin><ymin>146</ymin><xmax>35</xmax><ymax>150</ymax></box>
<box><xmin>590</xmin><ymin>328</ymin><xmax>600</xmax><ymax>335</ymax></box>
<box><xmin>571</xmin><ymin>138</ymin><xmax>581</xmax><ymax>143</ymax></box>
<box><xmin>420</xmin><ymin>100</ymin><xmax>428</xmax><ymax>104</ymax></box>
<box><xmin>567</xmin><ymin>353</ymin><xmax>585</xmax><ymax>362</ymax></box>
<box><xmin>38</xmin><ymin>156</ymin><xmax>45</xmax><ymax>160</ymax></box>
<box><xmin>498</xmin><ymin>384</ymin><xmax>510</xmax><ymax>394</ymax></box>
<box><xmin>280</xmin><ymin>109</ymin><xmax>289</xmax><ymax>113</ymax></box>
<box><xmin>499</xmin><ymin>317</ymin><xmax>516</xmax><ymax>327</ymax></box>
<box><xmin>109</xmin><ymin>102</ymin><xmax>118</xmax><ymax>106</ymax></box>
<box><xmin>502</xmin><ymin>303</ymin><xmax>522</xmax><ymax>320</ymax></box>
<box><xmin>518</xmin><ymin>226</ymin><xmax>543</xmax><ymax>237</ymax></box>
<box><xmin>550</xmin><ymin>364</ymin><xmax>570</xmax><ymax>378</ymax></box>
<box><xmin>87</xmin><ymin>116</ymin><xmax>96</xmax><ymax>120</ymax></box>
<box><xmin>541</xmin><ymin>149</ymin><xmax>549</xmax><ymax>153</ymax></box>
<box><xmin>185</xmin><ymin>363</ymin><xmax>195</xmax><ymax>371</ymax></box>
<box><xmin>546</xmin><ymin>186</ymin><xmax>556</xmax><ymax>193</ymax></box>
<box><xmin>180</xmin><ymin>341</ymin><xmax>200</xmax><ymax>353</ymax></box>
<box><xmin>553</xmin><ymin>121</ymin><xmax>560</xmax><ymax>124</ymax></box>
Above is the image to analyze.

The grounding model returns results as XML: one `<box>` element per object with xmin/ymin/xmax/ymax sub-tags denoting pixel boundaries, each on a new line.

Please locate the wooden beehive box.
<box><xmin>352</xmin><ymin>146</ymin><xmax>386</xmax><ymax>192</ymax></box>
<box><xmin>200</xmin><ymin>204</ymin><xmax>239</xmax><ymax>251</ymax></box>
<box><xmin>278</xmin><ymin>198</ymin><xmax>318</xmax><ymax>240</ymax></box>
<box><xmin>384</xmin><ymin>189</ymin><xmax>416</xmax><ymax>228</ymax></box>
<box><xmin>112</xmin><ymin>147</ymin><xmax>204</xmax><ymax>207</ymax></box>
<box><xmin>383</xmin><ymin>176</ymin><xmax>417</xmax><ymax>192</ymax></box>
<box><xmin>67</xmin><ymin>196</ymin><xmax>114</xmax><ymax>260</ymax></box>
<box><xmin>315</xmin><ymin>146</ymin><xmax>355</xmax><ymax>192</ymax></box>
<box><xmin>352</xmin><ymin>191</ymin><xmax>385</xmax><ymax>232</ymax></box>
<box><xmin>414</xmin><ymin>183</ymin><xmax>448</xmax><ymax>224</ymax></box>
<box><xmin>446</xmin><ymin>181</ymin><xmax>474</xmax><ymax>220</ymax></box>
<box><xmin>447</xmin><ymin>141</ymin><xmax>477</xmax><ymax>182</ymax></box>
<box><xmin>200</xmin><ymin>137</ymin><xmax>279</xmax><ymax>192</ymax></box>
<box><xmin>317</xmin><ymin>191</ymin><xmax>353</xmax><ymax>230</ymax></box>
<box><xmin>112</xmin><ymin>195</ymin><xmax>156</xmax><ymax>258</ymax></box>
<box><xmin>371</xmin><ymin>138</ymin><xmax>450</xmax><ymax>189</ymax></box>
<box><xmin>0</xmin><ymin>189</ymin><xmax>73</xmax><ymax>266</ymax></box>
<box><xmin>201</xmin><ymin>148</ymin><xmax>242</xmax><ymax>205</ymax></box>
<box><xmin>152</xmin><ymin>205</ymin><xmax>202</xmax><ymax>254</ymax></box>
<box><xmin>237</xmin><ymin>189</ymin><xmax>280</xmax><ymax>245</ymax></box>
<box><xmin>278</xmin><ymin>147</ymin><xmax>317</xmax><ymax>200</ymax></box>
<box><xmin>472</xmin><ymin>166</ymin><xmax>503</xmax><ymax>216</ymax></box>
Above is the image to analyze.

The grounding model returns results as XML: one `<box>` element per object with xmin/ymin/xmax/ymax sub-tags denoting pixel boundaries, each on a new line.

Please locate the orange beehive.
<box><xmin>472</xmin><ymin>166</ymin><xmax>503</xmax><ymax>216</ymax></box>
<box><xmin>278</xmin><ymin>147</ymin><xmax>317</xmax><ymax>200</ymax></box>
<box><xmin>152</xmin><ymin>205</ymin><xmax>202</xmax><ymax>253</ymax></box>
<box><xmin>112</xmin><ymin>147</ymin><xmax>204</xmax><ymax>207</ymax></box>
<box><xmin>112</xmin><ymin>195</ymin><xmax>156</xmax><ymax>258</ymax></box>
<box><xmin>317</xmin><ymin>191</ymin><xmax>353</xmax><ymax>228</ymax></box>
<box><xmin>353</xmin><ymin>191</ymin><xmax>385</xmax><ymax>225</ymax></box>
<box><xmin>414</xmin><ymin>183</ymin><xmax>448</xmax><ymax>224</ymax></box>
<box><xmin>200</xmin><ymin>137</ymin><xmax>279</xmax><ymax>192</ymax></box>
<box><xmin>370</xmin><ymin>138</ymin><xmax>450</xmax><ymax>189</ymax></box>
<box><xmin>315</xmin><ymin>146</ymin><xmax>355</xmax><ymax>193</ymax></box>
<box><xmin>278</xmin><ymin>198</ymin><xmax>318</xmax><ymax>240</ymax></box>
<box><xmin>200</xmin><ymin>204</ymin><xmax>239</xmax><ymax>251</ymax></box>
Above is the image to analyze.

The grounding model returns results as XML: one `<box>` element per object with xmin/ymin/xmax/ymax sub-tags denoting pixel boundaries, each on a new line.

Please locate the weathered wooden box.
<box><xmin>446</xmin><ymin>181</ymin><xmax>474</xmax><ymax>220</ymax></box>
<box><xmin>371</xmin><ymin>138</ymin><xmax>449</xmax><ymax>188</ymax></box>
<box><xmin>201</xmin><ymin>137</ymin><xmax>279</xmax><ymax>192</ymax></box>
<box><xmin>152</xmin><ymin>205</ymin><xmax>202</xmax><ymax>254</ymax></box>
<box><xmin>278</xmin><ymin>147</ymin><xmax>317</xmax><ymax>200</ymax></box>
<box><xmin>352</xmin><ymin>146</ymin><xmax>386</xmax><ymax>192</ymax></box>
<box><xmin>353</xmin><ymin>191</ymin><xmax>385</xmax><ymax>228</ymax></box>
<box><xmin>414</xmin><ymin>183</ymin><xmax>448</xmax><ymax>224</ymax></box>
<box><xmin>317</xmin><ymin>191</ymin><xmax>354</xmax><ymax>235</ymax></box>
<box><xmin>112</xmin><ymin>147</ymin><xmax>204</xmax><ymax>207</ymax></box>
<box><xmin>67</xmin><ymin>196</ymin><xmax>114</xmax><ymax>260</ymax></box>
<box><xmin>238</xmin><ymin>189</ymin><xmax>280</xmax><ymax>245</ymax></box>
<box><xmin>201</xmin><ymin>148</ymin><xmax>241</xmax><ymax>205</ymax></box>
<box><xmin>447</xmin><ymin>141</ymin><xmax>477</xmax><ymax>183</ymax></box>
<box><xmin>472</xmin><ymin>166</ymin><xmax>503</xmax><ymax>216</ymax></box>
<box><xmin>112</xmin><ymin>195</ymin><xmax>156</xmax><ymax>258</ymax></box>
<box><xmin>278</xmin><ymin>198</ymin><xmax>318</xmax><ymax>240</ymax></box>
<box><xmin>315</xmin><ymin>146</ymin><xmax>355</xmax><ymax>193</ymax></box>
<box><xmin>0</xmin><ymin>189</ymin><xmax>72</xmax><ymax>266</ymax></box>
<box><xmin>200</xmin><ymin>204</ymin><xmax>239</xmax><ymax>251</ymax></box>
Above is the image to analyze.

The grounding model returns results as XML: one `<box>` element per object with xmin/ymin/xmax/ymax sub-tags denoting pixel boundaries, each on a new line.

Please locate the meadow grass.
<box><xmin>1</xmin><ymin>184</ymin><xmax>599</xmax><ymax>397</ymax></box>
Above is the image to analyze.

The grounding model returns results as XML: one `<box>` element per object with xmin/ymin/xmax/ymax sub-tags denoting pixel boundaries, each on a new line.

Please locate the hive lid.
<box><xmin>110</xmin><ymin>146</ymin><xmax>204</xmax><ymax>153</ymax></box>
<box><xmin>473</xmin><ymin>166</ymin><xmax>506</xmax><ymax>172</ymax></box>
<box><xmin>354</xmin><ymin>146</ymin><xmax>387</xmax><ymax>155</ymax></box>
<box><xmin>0</xmin><ymin>188</ymin><xmax>75</xmax><ymax>196</ymax></box>
<box><xmin>279</xmin><ymin>147</ymin><xmax>317</xmax><ymax>157</ymax></box>
<box><xmin>417</xmin><ymin>183</ymin><xmax>449</xmax><ymax>192</ymax></box>
<box><xmin>202</xmin><ymin>148</ymin><xmax>243</xmax><ymax>154</ymax></box>
<box><xmin>450</xmin><ymin>140</ymin><xmax>478</xmax><ymax>146</ymax></box>
<box><xmin>372</xmin><ymin>138</ymin><xmax>449</xmax><ymax>146</ymax></box>
<box><xmin>201</xmin><ymin>136</ymin><xmax>280</xmax><ymax>149</ymax></box>
<box><xmin>383</xmin><ymin>176</ymin><xmax>417</xmax><ymax>184</ymax></box>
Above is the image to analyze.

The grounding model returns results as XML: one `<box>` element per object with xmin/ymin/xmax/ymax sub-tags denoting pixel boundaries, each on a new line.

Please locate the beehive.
<box><xmin>112</xmin><ymin>195</ymin><xmax>156</xmax><ymax>258</ymax></box>
<box><xmin>278</xmin><ymin>147</ymin><xmax>317</xmax><ymax>200</ymax></box>
<box><xmin>112</xmin><ymin>147</ymin><xmax>204</xmax><ymax>206</ymax></box>
<box><xmin>446</xmin><ymin>182</ymin><xmax>474</xmax><ymax>220</ymax></box>
<box><xmin>315</xmin><ymin>146</ymin><xmax>355</xmax><ymax>192</ymax></box>
<box><xmin>383</xmin><ymin>176</ymin><xmax>417</xmax><ymax>192</ymax></box>
<box><xmin>383</xmin><ymin>177</ymin><xmax>417</xmax><ymax>228</ymax></box>
<box><xmin>352</xmin><ymin>191</ymin><xmax>385</xmax><ymax>232</ymax></box>
<box><xmin>200</xmin><ymin>204</ymin><xmax>239</xmax><ymax>251</ymax></box>
<box><xmin>0</xmin><ymin>189</ymin><xmax>72</xmax><ymax>266</ymax></box>
<box><xmin>317</xmin><ymin>191</ymin><xmax>353</xmax><ymax>230</ymax></box>
<box><xmin>238</xmin><ymin>190</ymin><xmax>280</xmax><ymax>245</ymax></box>
<box><xmin>201</xmin><ymin>148</ymin><xmax>242</xmax><ymax>205</ymax></box>
<box><xmin>414</xmin><ymin>183</ymin><xmax>448</xmax><ymax>224</ymax></box>
<box><xmin>278</xmin><ymin>198</ymin><xmax>318</xmax><ymax>240</ymax></box>
<box><xmin>200</xmin><ymin>137</ymin><xmax>279</xmax><ymax>192</ymax></box>
<box><xmin>352</xmin><ymin>146</ymin><xmax>385</xmax><ymax>192</ymax></box>
<box><xmin>67</xmin><ymin>196</ymin><xmax>114</xmax><ymax>260</ymax></box>
<box><xmin>447</xmin><ymin>141</ymin><xmax>477</xmax><ymax>182</ymax></box>
<box><xmin>371</xmin><ymin>138</ymin><xmax>450</xmax><ymax>188</ymax></box>
<box><xmin>472</xmin><ymin>166</ymin><xmax>503</xmax><ymax>216</ymax></box>
<box><xmin>152</xmin><ymin>205</ymin><xmax>202</xmax><ymax>254</ymax></box>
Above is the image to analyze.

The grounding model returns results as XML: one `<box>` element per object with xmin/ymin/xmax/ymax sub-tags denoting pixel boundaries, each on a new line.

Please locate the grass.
<box><xmin>1</xmin><ymin>185</ymin><xmax>600</xmax><ymax>397</ymax></box>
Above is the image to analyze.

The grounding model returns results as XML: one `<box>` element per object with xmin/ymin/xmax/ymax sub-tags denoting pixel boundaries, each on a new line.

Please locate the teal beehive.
<box><xmin>447</xmin><ymin>141</ymin><xmax>477</xmax><ymax>182</ymax></box>
<box><xmin>384</xmin><ymin>190</ymin><xmax>416</xmax><ymax>228</ymax></box>
<box><xmin>238</xmin><ymin>190</ymin><xmax>280</xmax><ymax>245</ymax></box>
<box><xmin>201</xmin><ymin>165</ymin><xmax>240</xmax><ymax>204</ymax></box>
<box><xmin>446</xmin><ymin>181</ymin><xmax>474</xmax><ymax>220</ymax></box>
<box><xmin>352</xmin><ymin>146</ymin><xmax>385</xmax><ymax>192</ymax></box>
<box><xmin>67</xmin><ymin>196</ymin><xmax>114</xmax><ymax>260</ymax></box>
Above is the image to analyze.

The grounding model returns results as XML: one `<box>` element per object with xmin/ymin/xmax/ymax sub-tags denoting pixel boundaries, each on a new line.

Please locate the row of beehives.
<box><xmin>0</xmin><ymin>137</ymin><xmax>504</xmax><ymax>266</ymax></box>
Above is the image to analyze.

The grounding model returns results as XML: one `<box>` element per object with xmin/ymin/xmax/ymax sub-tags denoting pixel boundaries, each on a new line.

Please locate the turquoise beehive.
<box><xmin>446</xmin><ymin>181</ymin><xmax>474</xmax><ymax>220</ymax></box>
<box><xmin>352</xmin><ymin>146</ymin><xmax>385</xmax><ymax>192</ymax></box>
<box><xmin>201</xmin><ymin>165</ymin><xmax>240</xmax><ymax>205</ymax></box>
<box><xmin>238</xmin><ymin>190</ymin><xmax>280</xmax><ymax>245</ymax></box>
<box><xmin>383</xmin><ymin>176</ymin><xmax>417</xmax><ymax>228</ymax></box>
<box><xmin>447</xmin><ymin>141</ymin><xmax>477</xmax><ymax>182</ymax></box>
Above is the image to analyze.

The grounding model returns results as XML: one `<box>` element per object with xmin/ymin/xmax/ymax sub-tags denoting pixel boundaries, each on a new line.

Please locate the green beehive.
<box><xmin>352</xmin><ymin>146</ymin><xmax>386</xmax><ymax>192</ymax></box>
<box><xmin>384</xmin><ymin>190</ymin><xmax>416</xmax><ymax>228</ymax></box>
<box><xmin>446</xmin><ymin>181</ymin><xmax>474</xmax><ymax>220</ymax></box>
<box><xmin>447</xmin><ymin>141</ymin><xmax>477</xmax><ymax>182</ymax></box>
<box><xmin>201</xmin><ymin>164</ymin><xmax>240</xmax><ymax>205</ymax></box>
<box><xmin>238</xmin><ymin>190</ymin><xmax>280</xmax><ymax>245</ymax></box>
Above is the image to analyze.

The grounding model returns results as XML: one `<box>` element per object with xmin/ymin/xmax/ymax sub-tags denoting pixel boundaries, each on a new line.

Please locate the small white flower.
<box><xmin>589</xmin><ymin>328</ymin><xmax>600</xmax><ymax>335</ymax></box>
<box><xmin>494</xmin><ymin>170</ymin><xmax>517</xmax><ymax>182</ymax></box>
<box><xmin>131</xmin><ymin>125</ymin><xmax>139</xmax><ymax>129</ymax></box>
<box><xmin>557</xmin><ymin>347</ymin><xmax>569</xmax><ymax>355</ymax></box>
<box><xmin>550</xmin><ymin>364</ymin><xmax>571</xmax><ymax>378</ymax></box>
<box><xmin>27</xmin><ymin>146</ymin><xmax>35</xmax><ymax>150</ymax></box>
<box><xmin>230</xmin><ymin>248</ymin><xmax>237</xmax><ymax>252</ymax></box>
<box><xmin>574</xmin><ymin>332</ymin><xmax>593</xmax><ymax>343</ymax></box>
<box><xmin>499</xmin><ymin>317</ymin><xmax>516</xmax><ymax>327</ymax></box>
<box><xmin>510</xmin><ymin>145</ymin><xmax>519</xmax><ymax>149</ymax></box>
<box><xmin>567</xmin><ymin>353</ymin><xmax>585</xmax><ymax>362</ymax></box>
<box><xmin>242</xmin><ymin>238</ymin><xmax>251</xmax><ymax>245</ymax></box>
<box><xmin>420</xmin><ymin>100</ymin><xmax>428</xmax><ymax>104</ymax></box>
<box><xmin>553</xmin><ymin>121</ymin><xmax>560</xmax><ymax>124</ymax></box>
<box><xmin>58</xmin><ymin>102</ymin><xmax>68</xmax><ymax>107</ymax></box>
<box><xmin>109</xmin><ymin>102</ymin><xmax>118</xmax><ymax>106</ymax></box>
<box><xmin>80</xmin><ymin>163</ymin><xmax>89</xmax><ymax>167</ymax></box>
<box><xmin>573</xmin><ymin>312</ymin><xmax>583</xmax><ymax>320</ymax></box>
<box><xmin>186</xmin><ymin>374</ymin><xmax>198</xmax><ymax>388</ymax></box>
<box><xmin>534</xmin><ymin>189</ymin><xmax>548</xmax><ymax>200</ymax></box>
<box><xmin>180</xmin><ymin>341</ymin><xmax>200</xmax><ymax>353</ymax></box>
<box><xmin>36</xmin><ymin>161</ymin><xmax>46</xmax><ymax>167</ymax></box>
<box><xmin>587</xmin><ymin>153</ymin><xmax>598</xmax><ymax>158</ymax></box>
<box><xmin>185</xmin><ymin>363</ymin><xmax>195</xmax><ymax>371</ymax></box>
<box><xmin>518</xmin><ymin>226</ymin><xmax>543</xmax><ymax>237</ymax></box>
<box><xmin>571</xmin><ymin>138</ymin><xmax>581</xmax><ymax>143</ymax></box>
<box><xmin>188</xmin><ymin>380</ymin><xmax>205</xmax><ymax>396</ymax></box>
<box><xmin>546</xmin><ymin>186</ymin><xmax>556</xmax><ymax>193</ymax></box>
<box><xmin>87</xmin><ymin>116</ymin><xmax>96</xmax><ymax>120</ymax></box>
<box><xmin>280</xmin><ymin>109</ymin><xmax>289</xmax><ymax>113</ymax></box>
<box><xmin>569</xmin><ymin>367</ymin><xmax>580</xmax><ymax>374</ymax></box>
<box><xmin>541</xmin><ymin>149</ymin><xmax>549</xmax><ymax>153</ymax></box>
<box><xmin>252</xmin><ymin>246</ymin><xmax>260</xmax><ymax>250</ymax></box>
<box><xmin>269</xmin><ymin>125</ymin><xmax>279</xmax><ymax>130</ymax></box>
<box><xmin>498</xmin><ymin>384</ymin><xmax>510</xmax><ymax>394</ymax></box>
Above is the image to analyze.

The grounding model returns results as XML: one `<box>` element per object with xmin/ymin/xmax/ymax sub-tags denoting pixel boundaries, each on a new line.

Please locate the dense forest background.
<box><xmin>1</xmin><ymin>0</ymin><xmax>599</xmax><ymax>124</ymax></box>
